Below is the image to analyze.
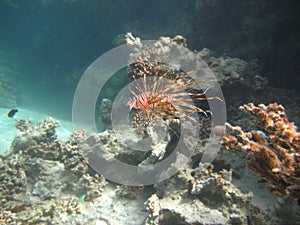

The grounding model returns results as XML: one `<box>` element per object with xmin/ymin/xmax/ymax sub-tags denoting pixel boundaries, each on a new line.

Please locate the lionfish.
<box><xmin>126</xmin><ymin>61</ymin><xmax>218</xmax><ymax>136</ymax></box>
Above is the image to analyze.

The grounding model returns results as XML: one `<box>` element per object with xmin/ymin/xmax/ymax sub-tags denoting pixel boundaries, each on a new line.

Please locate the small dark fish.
<box><xmin>7</xmin><ymin>109</ymin><xmax>18</xmax><ymax>118</ymax></box>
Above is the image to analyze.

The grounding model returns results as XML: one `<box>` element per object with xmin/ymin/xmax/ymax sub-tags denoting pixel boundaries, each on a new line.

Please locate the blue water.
<box><xmin>0</xmin><ymin>1</ymin><xmax>299</xmax><ymax>128</ymax></box>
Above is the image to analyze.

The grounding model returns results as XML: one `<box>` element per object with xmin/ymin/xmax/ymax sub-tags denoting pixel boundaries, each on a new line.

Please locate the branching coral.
<box><xmin>222</xmin><ymin>103</ymin><xmax>300</xmax><ymax>203</ymax></box>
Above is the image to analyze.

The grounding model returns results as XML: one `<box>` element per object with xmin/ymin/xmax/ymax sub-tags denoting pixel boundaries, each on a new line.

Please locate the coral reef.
<box><xmin>1</xmin><ymin>32</ymin><xmax>299</xmax><ymax>224</ymax></box>
<box><xmin>125</xmin><ymin>33</ymin><xmax>204</xmax><ymax>83</ymax></box>
<box><xmin>1</xmin><ymin>113</ymin><xmax>298</xmax><ymax>224</ymax></box>
<box><xmin>12</xmin><ymin>117</ymin><xmax>60</xmax><ymax>158</ymax></box>
<box><xmin>145</xmin><ymin>163</ymin><xmax>271</xmax><ymax>225</ymax></box>
<box><xmin>0</xmin><ymin>118</ymin><xmax>107</xmax><ymax>224</ymax></box>
<box><xmin>125</xmin><ymin>33</ymin><xmax>267</xmax><ymax>93</ymax></box>
<box><xmin>81</xmin><ymin>34</ymin><xmax>300</xmax><ymax>224</ymax></box>
<box><xmin>75</xmin><ymin>129</ymin><xmax>148</xmax><ymax>167</ymax></box>
<box><xmin>198</xmin><ymin>48</ymin><xmax>267</xmax><ymax>90</ymax></box>
<box><xmin>196</xmin><ymin>47</ymin><xmax>300</xmax><ymax>126</ymax></box>
<box><xmin>222</xmin><ymin>103</ymin><xmax>300</xmax><ymax>204</ymax></box>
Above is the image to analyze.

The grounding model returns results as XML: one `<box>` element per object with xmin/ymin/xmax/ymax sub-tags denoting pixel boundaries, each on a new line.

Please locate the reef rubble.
<box><xmin>0</xmin><ymin>115</ymin><xmax>278</xmax><ymax>225</ymax></box>
<box><xmin>146</xmin><ymin>163</ymin><xmax>272</xmax><ymax>225</ymax></box>
<box><xmin>0</xmin><ymin>117</ymin><xmax>108</xmax><ymax>224</ymax></box>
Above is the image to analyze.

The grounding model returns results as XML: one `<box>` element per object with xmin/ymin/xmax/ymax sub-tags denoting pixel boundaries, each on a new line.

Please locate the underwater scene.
<box><xmin>0</xmin><ymin>1</ymin><xmax>300</xmax><ymax>224</ymax></box>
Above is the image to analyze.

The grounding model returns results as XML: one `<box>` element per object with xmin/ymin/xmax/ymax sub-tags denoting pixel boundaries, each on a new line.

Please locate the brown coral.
<box><xmin>222</xmin><ymin>103</ymin><xmax>300</xmax><ymax>203</ymax></box>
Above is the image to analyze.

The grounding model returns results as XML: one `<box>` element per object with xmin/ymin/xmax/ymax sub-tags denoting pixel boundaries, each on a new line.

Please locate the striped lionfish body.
<box><xmin>126</xmin><ymin>62</ymin><xmax>216</xmax><ymax>135</ymax></box>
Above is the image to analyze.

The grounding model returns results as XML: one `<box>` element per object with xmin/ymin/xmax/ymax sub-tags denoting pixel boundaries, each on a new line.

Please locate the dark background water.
<box><xmin>0</xmin><ymin>0</ymin><xmax>299</xmax><ymax>119</ymax></box>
